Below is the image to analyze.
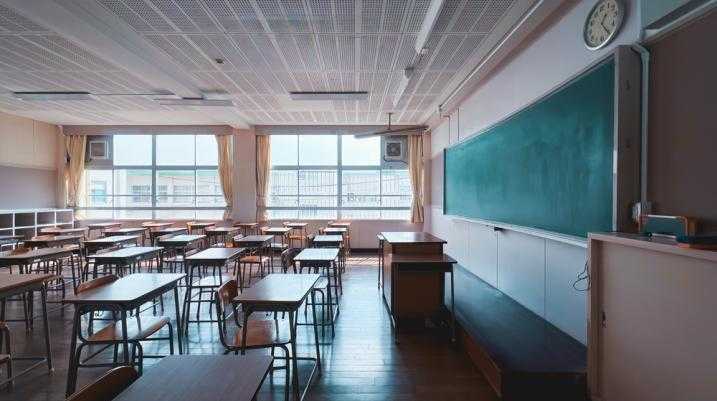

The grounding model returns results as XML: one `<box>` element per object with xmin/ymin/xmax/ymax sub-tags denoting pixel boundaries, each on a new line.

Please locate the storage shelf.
<box><xmin>0</xmin><ymin>208</ymin><xmax>74</xmax><ymax>239</ymax></box>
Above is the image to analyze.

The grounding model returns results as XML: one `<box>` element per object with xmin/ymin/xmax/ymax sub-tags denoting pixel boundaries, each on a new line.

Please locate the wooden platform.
<box><xmin>452</xmin><ymin>264</ymin><xmax>587</xmax><ymax>401</ymax></box>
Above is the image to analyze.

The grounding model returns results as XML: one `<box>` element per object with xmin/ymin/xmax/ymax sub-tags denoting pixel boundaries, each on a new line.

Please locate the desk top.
<box><xmin>64</xmin><ymin>273</ymin><xmax>185</xmax><ymax>305</ymax></box>
<box><xmin>87</xmin><ymin>222</ymin><xmax>122</xmax><ymax>229</ymax></box>
<box><xmin>233</xmin><ymin>235</ymin><xmax>273</xmax><ymax>244</ymax></box>
<box><xmin>24</xmin><ymin>234</ymin><xmax>82</xmax><ymax>246</ymax></box>
<box><xmin>205</xmin><ymin>226</ymin><xmax>240</xmax><ymax>234</ymax></box>
<box><xmin>234</xmin><ymin>274</ymin><xmax>319</xmax><ymax>307</ymax></box>
<box><xmin>381</xmin><ymin>231</ymin><xmax>446</xmax><ymax>244</ymax></box>
<box><xmin>0</xmin><ymin>247</ymin><xmax>74</xmax><ymax>262</ymax></box>
<box><xmin>39</xmin><ymin>227</ymin><xmax>87</xmax><ymax>235</ymax></box>
<box><xmin>92</xmin><ymin>247</ymin><xmax>163</xmax><ymax>260</ymax></box>
<box><xmin>142</xmin><ymin>222</ymin><xmax>174</xmax><ymax>229</ymax></box>
<box><xmin>85</xmin><ymin>235</ymin><xmax>138</xmax><ymax>244</ymax></box>
<box><xmin>313</xmin><ymin>235</ymin><xmax>343</xmax><ymax>243</ymax></box>
<box><xmin>104</xmin><ymin>228</ymin><xmax>146</xmax><ymax>236</ymax></box>
<box><xmin>323</xmin><ymin>227</ymin><xmax>347</xmax><ymax>234</ymax></box>
<box><xmin>186</xmin><ymin>247</ymin><xmax>245</xmax><ymax>263</ymax></box>
<box><xmin>0</xmin><ymin>273</ymin><xmax>57</xmax><ymax>296</ymax></box>
<box><xmin>329</xmin><ymin>222</ymin><xmax>351</xmax><ymax>227</ymax></box>
<box><xmin>113</xmin><ymin>354</ymin><xmax>272</xmax><ymax>401</ymax></box>
<box><xmin>233</xmin><ymin>222</ymin><xmax>258</xmax><ymax>227</ymax></box>
<box><xmin>284</xmin><ymin>222</ymin><xmax>308</xmax><ymax>228</ymax></box>
<box><xmin>187</xmin><ymin>222</ymin><xmax>216</xmax><ymax>228</ymax></box>
<box><xmin>157</xmin><ymin>234</ymin><xmax>205</xmax><ymax>245</ymax></box>
<box><xmin>152</xmin><ymin>227</ymin><xmax>187</xmax><ymax>234</ymax></box>
<box><xmin>294</xmin><ymin>248</ymin><xmax>339</xmax><ymax>262</ymax></box>
<box><xmin>263</xmin><ymin>227</ymin><xmax>291</xmax><ymax>235</ymax></box>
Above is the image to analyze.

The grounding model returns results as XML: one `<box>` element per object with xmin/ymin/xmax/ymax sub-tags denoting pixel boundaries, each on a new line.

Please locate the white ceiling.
<box><xmin>0</xmin><ymin>0</ymin><xmax>544</xmax><ymax>127</ymax></box>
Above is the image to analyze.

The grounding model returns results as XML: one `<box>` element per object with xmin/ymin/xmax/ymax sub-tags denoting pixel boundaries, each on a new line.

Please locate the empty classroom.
<box><xmin>0</xmin><ymin>1</ymin><xmax>715</xmax><ymax>400</ymax></box>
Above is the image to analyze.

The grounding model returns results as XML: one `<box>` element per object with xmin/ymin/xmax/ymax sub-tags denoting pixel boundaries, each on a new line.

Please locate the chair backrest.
<box><xmin>76</xmin><ymin>275</ymin><xmax>119</xmax><ymax>294</ymax></box>
<box><xmin>281</xmin><ymin>248</ymin><xmax>302</xmax><ymax>270</ymax></box>
<box><xmin>259</xmin><ymin>226</ymin><xmax>270</xmax><ymax>234</ymax></box>
<box><xmin>215</xmin><ymin>279</ymin><xmax>238</xmax><ymax>348</ymax></box>
<box><xmin>306</xmin><ymin>234</ymin><xmax>315</xmax><ymax>248</ymax></box>
<box><xmin>66</xmin><ymin>366</ymin><xmax>139</xmax><ymax>401</ymax></box>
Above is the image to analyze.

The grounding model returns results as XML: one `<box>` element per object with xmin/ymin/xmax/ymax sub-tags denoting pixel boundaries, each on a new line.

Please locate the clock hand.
<box><xmin>600</xmin><ymin>14</ymin><xmax>610</xmax><ymax>33</ymax></box>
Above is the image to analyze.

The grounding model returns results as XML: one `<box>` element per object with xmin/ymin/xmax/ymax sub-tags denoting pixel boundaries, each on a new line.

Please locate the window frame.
<box><xmin>267</xmin><ymin>134</ymin><xmax>411</xmax><ymax>221</ymax></box>
<box><xmin>79</xmin><ymin>134</ymin><xmax>224</xmax><ymax>220</ymax></box>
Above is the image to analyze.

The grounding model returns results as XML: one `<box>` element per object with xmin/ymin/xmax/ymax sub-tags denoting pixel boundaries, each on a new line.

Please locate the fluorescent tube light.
<box><xmin>415</xmin><ymin>0</ymin><xmax>445</xmax><ymax>53</ymax></box>
<box><xmin>289</xmin><ymin>91</ymin><xmax>369</xmax><ymax>101</ymax></box>
<box><xmin>155</xmin><ymin>98</ymin><xmax>234</xmax><ymax>107</ymax></box>
<box><xmin>13</xmin><ymin>91</ymin><xmax>93</xmax><ymax>101</ymax></box>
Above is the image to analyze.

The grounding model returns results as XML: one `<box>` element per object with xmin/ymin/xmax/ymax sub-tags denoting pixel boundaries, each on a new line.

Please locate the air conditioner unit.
<box><xmin>383</xmin><ymin>136</ymin><xmax>407</xmax><ymax>163</ymax></box>
<box><xmin>88</xmin><ymin>139</ymin><xmax>109</xmax><ymax>160</ymax></box>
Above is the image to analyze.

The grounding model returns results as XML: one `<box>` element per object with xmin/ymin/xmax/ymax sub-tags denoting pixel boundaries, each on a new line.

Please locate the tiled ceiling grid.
<box><xmin>0</xmin><ymin>0</ymin><xmax>516</xmax><ymax>125</ymax></box>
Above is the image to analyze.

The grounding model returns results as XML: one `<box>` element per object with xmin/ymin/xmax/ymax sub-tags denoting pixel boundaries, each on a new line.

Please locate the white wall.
<box><xmin>0</xmin><ymin>111</ymin><xmax>58</xmax><ymax>170</ymax></box>
<box><xmin>0</xmin><ymin>111</ymin><xmax>59</xmax><ymax>209</ymax></box>
<box><xmin>427</xmin><ymin>0</ymin><xmax>642</xmax><ymax>344</ymax></box>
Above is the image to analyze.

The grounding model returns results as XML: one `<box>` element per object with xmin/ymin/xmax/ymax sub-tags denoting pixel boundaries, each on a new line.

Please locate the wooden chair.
<box><xmin>0</xmin><ymin>322</ymin><xmax>12</xmax><ymax>389</ymax></box>
<box><xmin>69</xmin><ymin>276</ymin><xmax>174</xmax><ymax>380</ymax></box>
<box><xmin>283</xmin><ymin>222</ymin><xmax>307</xmax><ymax>248</ymax></box>
<box><xmin>215</xmin><ymin>280</ymin><xmax>290</xmax><ymax>401</ymax></box>
<box><xmin>66</xmin><ymin>366</ymin><xmax>138</xmax><ymax>401</ymax></box>
<box><xmin>233</xmin><ymin>234</ymin><xmax>270</xmax><ymax>289</ymax></box>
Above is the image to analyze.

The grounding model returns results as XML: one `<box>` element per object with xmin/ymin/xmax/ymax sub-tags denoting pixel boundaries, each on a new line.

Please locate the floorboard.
<box><xmin>0</xmin><ymin>255</ymin><xmax>497</xmax><ymax>401</ymax></box>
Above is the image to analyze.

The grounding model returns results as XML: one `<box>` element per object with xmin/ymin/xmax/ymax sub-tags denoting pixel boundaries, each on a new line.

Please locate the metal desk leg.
<box><xmin>174</xmin><ymin>286</ymin><xmax>184</xmax><ymax>353</ymax></box>
<box><xmin>310</xmin><ymin>291</ymin><xmax>321</xmax><ymax>373</ymax></box>
<box><xmin>65</xmin><ymin>308</ymin><xmax>81</xmax><ymax>397</ymax></box>
<box><xmin>289</xmin><ymin>311</ymin><xmax>300</xmax><ymax>400</ymax></box>
<box><xmin>120</xmin><ymin>310</ymin><xmax>129</xmax><ymax>364</ymax></box>
<box><xmin>40</xmin><ymin>285</ymin><xmax>53</xmax><ymax>372</ymax></box>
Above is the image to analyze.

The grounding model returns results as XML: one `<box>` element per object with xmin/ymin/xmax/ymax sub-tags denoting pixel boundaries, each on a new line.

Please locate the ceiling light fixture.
<box><xmin>12</xmin><ymin>91</ymin><xmax>94</xmax><ymax>101</ymax></box>
<box><xmin>415</xmin><ymin>0</ymin><xmax>446</xmax><ymax>54</ymax></box>
<box><xmin>154</xmin><ymin>97</ymin><xmax>234</xmax><ymax>107</ymax></box>
<box><xmin>289</xmin><ymin>91</ymin><xmax>369</xmax><ymax>101</ymax></box>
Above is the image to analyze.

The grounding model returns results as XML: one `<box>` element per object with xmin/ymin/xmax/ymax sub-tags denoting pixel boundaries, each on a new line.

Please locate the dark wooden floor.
<box><xmin>0</xmin><ymin>255</ymin><xmax>496</xmax><ymax>401</ymax></box>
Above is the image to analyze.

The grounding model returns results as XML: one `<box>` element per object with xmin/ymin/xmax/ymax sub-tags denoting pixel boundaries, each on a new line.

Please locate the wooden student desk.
<box><xmin>380</xmin><ymin>232</ymin><xmax>456</xmax><ymax>342</ymax></box>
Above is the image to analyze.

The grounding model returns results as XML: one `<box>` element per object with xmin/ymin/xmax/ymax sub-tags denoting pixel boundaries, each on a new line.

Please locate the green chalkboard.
<box><xmin>444</xmin><ymin>60</ymin><xmax>614</xmax><ymax>238</ymax></box>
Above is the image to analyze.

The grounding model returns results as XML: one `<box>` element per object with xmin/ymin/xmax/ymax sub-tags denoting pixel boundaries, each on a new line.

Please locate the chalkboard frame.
<box><xmin>441</xmin><ymin>47</ymin><xmax>642</xmax><ymax>241</ymax></box>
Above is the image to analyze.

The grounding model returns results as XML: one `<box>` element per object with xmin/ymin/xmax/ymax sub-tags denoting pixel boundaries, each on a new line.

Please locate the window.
<box><xmin>80</xmin><ymin>134</ymin><xmax>224</xmax><ymax>220</ymax></box>
<box><xmin>267</xmin><ymin>135</ymin><xmax>411</xmax><ymax>220</ymax></box>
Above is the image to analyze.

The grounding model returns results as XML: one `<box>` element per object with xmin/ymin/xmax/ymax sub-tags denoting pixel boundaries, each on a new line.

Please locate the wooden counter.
<box><xmin>588</xmin><ymin>232</ymin><xmax>717</xmax><ymax>401</ymax></box>
<box><xmin>380</xmin><ymin>232</ymin><xmax>455</xmax><ymax>341</ymax></box>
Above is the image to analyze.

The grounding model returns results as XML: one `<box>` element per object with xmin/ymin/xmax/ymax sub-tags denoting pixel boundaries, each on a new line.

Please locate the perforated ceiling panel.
<box><xmin>0</xmin><ymin>0</ymin><xmax>520</xmax><ymax>125</ymax></box>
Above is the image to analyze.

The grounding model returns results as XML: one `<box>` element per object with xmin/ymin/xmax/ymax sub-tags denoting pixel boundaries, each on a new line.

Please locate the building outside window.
<box><xmin>79</xmin><ymin>134</ymin><xmax>224</xmax><ymax>220</ymax></box>
<box><xmin>267</xmin><ymin>134</ymin><xmax>411</xmax><ymax>220</ymax></box>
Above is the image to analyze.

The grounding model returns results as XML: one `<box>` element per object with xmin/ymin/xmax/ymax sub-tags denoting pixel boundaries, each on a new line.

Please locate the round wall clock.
<box><xmin>584</xmin><ymin>0</ymin><xmax>625</xmax><ymax>50</ymax></box>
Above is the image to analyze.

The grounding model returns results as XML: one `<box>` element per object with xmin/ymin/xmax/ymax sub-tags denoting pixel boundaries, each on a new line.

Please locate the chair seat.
<box><xmin>0</xmin><ymin>354</ymin><xmax>9</xmax><ymax>363</ymax></box>
<box><xmin>195</xmin><ymin>275</ymin><xmax>232</xmax><ymax>288</ymax></box>
<box><xmin>269</xmin><ymin>243</ymin><xmax>288</xmax><ymax>249</ymax></box>
<box><xmin>87</xmin><ymin>316</ymin><xmax>170</xmax><ymax>343</ymax></box>
<box><xmin>231</xmin><ymin>319</ymin><xmax>291</xmax><ymax>348</ymax></box>
<box><xmin>240</xmin><ymin>255</ymin><xmax>269</xmax><ymax>264</ymax></box>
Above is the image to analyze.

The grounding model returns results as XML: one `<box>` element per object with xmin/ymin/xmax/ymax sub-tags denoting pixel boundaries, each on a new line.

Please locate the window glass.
<box><xmin>156</xmin><ymin>170</ymin><xmax>195</xmax><ymax>207</ymax></box>
<box><xmin>113</xmin><ymin>135</ymin><xmax>151</xmax><ymax>166</ymax></box>
<box><xmin>196</xmin><ymin>135</ymin><xmax>218</xmax><ymax>165</ymax></box>
<box><xmin>299</xmin><ymin>135</ymin><xmax>337</xmax><ymax>166</ymax></box>
<box><xmin>84</xmin><ymin>170</ymin><xmax>112</xmax><ymax>207</ymax></box>
<box><xmin>342</xmin><ymin>170</ymin><xmax>380</xmax><ymax>207</ymax></box>
<box><xmin>270</xmin><ymin>135</ymin><xmax>297</xmax><ymax>166</ymax></box>
<box><xmin>342</xmin><ymin>135</ymin><xmax>381</xmax><ymax>166</ymax></box>
<box><xmin>156</xmin><ymin>135</ymin><xmax>195</xmax><ymax>165</ymax></box>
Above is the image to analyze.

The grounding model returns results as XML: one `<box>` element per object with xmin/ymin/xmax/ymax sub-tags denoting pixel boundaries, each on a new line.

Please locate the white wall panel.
<box><xmin>545</xmin><ymin>240</ymin><xmax>588</xmax><ymax>344</ymax></box>
<box><xmin>468</xmin><ymin>222</ymin><xmax>498</xmax><ymax>287</ymax></box>
<box><xmin>496</xmin><ymin>229</ymin><xmax>546</xmax><ymax>317</ymax></box>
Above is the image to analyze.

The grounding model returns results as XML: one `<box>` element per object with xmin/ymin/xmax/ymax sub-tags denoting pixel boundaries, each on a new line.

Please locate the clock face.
<box><xmin>584</xmin><ymin>0</ymin><xmax>624</xmax><ymax>50</ymax></box>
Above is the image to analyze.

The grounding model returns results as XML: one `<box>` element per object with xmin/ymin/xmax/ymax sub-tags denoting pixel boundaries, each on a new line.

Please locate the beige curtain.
<box><xmin>255</xmin><ymin>135</ymin><xmax>271</xmax><ymax>222</ymax></box>
<box><xmin>65</xmin><ymin>135</ymin><xmax>86</xmax><ymax>208</ymax></box>
<box><xmin>408</xmin><ymin>135</ymin><xmax>424</xmax><ymax>223</ymax></box>
<box><xmin>216</xmin><ymin>134</ymin><xmax>234</xmax><ymax>220</ymax></box>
